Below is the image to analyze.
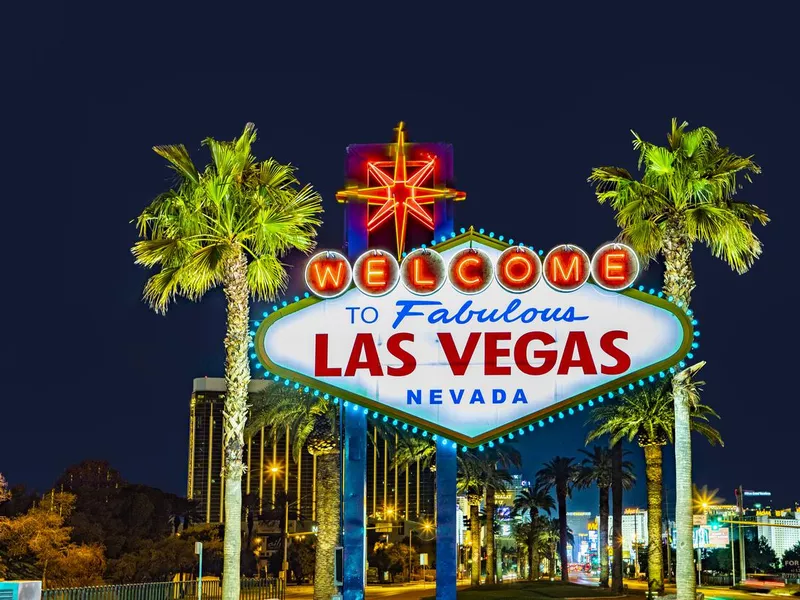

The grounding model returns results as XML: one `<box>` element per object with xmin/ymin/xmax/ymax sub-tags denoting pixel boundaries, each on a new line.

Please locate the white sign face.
<box><xmin>257</xmin><ymin>238</ymin><xmax>693</xmax><ymax>446</ymax></box>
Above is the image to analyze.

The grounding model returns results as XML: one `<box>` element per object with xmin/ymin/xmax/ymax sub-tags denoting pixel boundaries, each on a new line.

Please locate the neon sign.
<box><xmin>256</xmin><ymin>231</ymin><xmax>695</xmax><ymax>447</ymax></box>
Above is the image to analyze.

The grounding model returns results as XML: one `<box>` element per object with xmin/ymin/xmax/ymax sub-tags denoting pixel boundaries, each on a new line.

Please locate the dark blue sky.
<box><xmin>3</xmin><ymin>3</ymin><xmax>796</xmax><ymax>514</ymax></box>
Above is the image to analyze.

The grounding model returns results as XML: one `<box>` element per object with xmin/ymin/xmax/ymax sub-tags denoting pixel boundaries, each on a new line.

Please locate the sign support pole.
<box><xmin>436</xmin><ymin>443</ymin><xmax>457</xmax><ymax>600</ymax></box>
<box><xmin>343</xmin><ymin>408</ymin><xmax>367</xmax><ymax>600</ymax></box>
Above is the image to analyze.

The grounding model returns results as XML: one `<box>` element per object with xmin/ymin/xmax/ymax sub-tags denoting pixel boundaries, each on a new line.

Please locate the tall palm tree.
<box><xmin>480</xmin><ymin>447</ymin><xmax>521</xmax><ymax>584</ymax></box>
<box><xmin>589</xmin><ymin>119</ymin><xmax>766</xmax><ymax>600</ymax></box>
<box><xmin>575</xmin><ymin>446</ymin><xmax>635</xmax><ymax>588</ymax></box>
<box><xmin>536</xmin><ymin>457</ymin><xmax>579</xmax><ymax>582</ymax></box>
<box><xmin>587</xmin><ymin>371</ymin><xmax>722</xmax><ymax>593</ymax></box>
<box><xmin>512</xmin><ymin>486</ymin><xmax>554</xmax><ymax>580</ymax></box>
<box><xmin>513</xmin><ymin>514</ymin><xmax>549</xmax><ymax>581</ymax></box>
<box><xmin>133</xmin><ymin>124</ymin><xmax>323</xmax><ymax>600</ymax></box>
<box><xmin>248</xmin><ymin>385</ymin><xmax>338</xmax><ymax>600</ymax></box>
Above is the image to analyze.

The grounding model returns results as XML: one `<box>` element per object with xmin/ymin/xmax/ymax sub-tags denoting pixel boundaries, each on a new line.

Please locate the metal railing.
<box><xmin>42</xmin><ymin>578</ymin><xmax>283</xmax><ymax>600</ymax></box>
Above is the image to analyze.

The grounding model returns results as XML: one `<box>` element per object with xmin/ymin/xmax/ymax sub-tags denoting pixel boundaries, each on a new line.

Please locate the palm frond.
<box><xmin>153</xmin><ymin>144</ymin><xmax>199</xmax><ymax>184</ymax></box>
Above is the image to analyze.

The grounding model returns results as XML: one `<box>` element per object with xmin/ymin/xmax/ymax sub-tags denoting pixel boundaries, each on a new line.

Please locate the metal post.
<box><xmin>409</xmin><ymin>529</ymin><xmax>413</xmax><ymax>584</ymax></box>
<box><xmin>436</xmin><ymin>442</ymin><xmax>457</xmax><ymax>600</ymax></box>
<box><xmin>195</xmin><ymin>542</ymin><xmax>203</xmax><ymax>600</ymax></box>
<box><xmin>343</xmin><ymin>408</ymin><xmax>367</xmax><ymax>600</ymax></box>
<box><xmin>737</xmin><ymin>486</ymin><xmax>746</xmax><ymax>583</ymax></box>
<box><xmin>696</xmin><ymin>547</ymin><xmax>701</xmax><ymax>586</ymax></box>
<box><xmin>730</xmin><ymin>528</ymin><xmax>736</xmax><ymax>586</ymax></box>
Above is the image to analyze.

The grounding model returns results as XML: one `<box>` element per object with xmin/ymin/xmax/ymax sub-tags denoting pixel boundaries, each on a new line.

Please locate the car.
<box><xmin>741</xmin><ymin>574</ymin><xmax>785</xmax><ymax>590</ymax></box>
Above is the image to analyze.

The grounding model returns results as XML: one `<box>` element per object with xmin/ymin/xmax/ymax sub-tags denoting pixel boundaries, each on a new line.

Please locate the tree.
<box><xmin>587</xmin><ymin>379</ymin><xmax>721</xmax><ymax>593</ymax></box>
<box><xmin>513</xmin><ymin>512</ymin><xmax>549</xmax><ymax>581</ymax></box>
<box><xmin>456</xmin><ymin>454</ymin><xmax>484</xmax><ymax>586</ymax></box>
<box><xmin>288</xmin><ymin>538</ymin><xmax>315</xmax><ymax>584</ymax></box>
<box><xmin>575</xmin><ymin>446</ymin><xmax>635</xmax><ymax>588</ymax></box>
<box><xmin>133</xmin><ymin>123</ymin><xmax>323</xmax><ymax>600</ymax></box>
<box><xmin>782</xmin><ymin>542</ymin><xmax>800</xmax><ymax>573</ymax></box>
<box><xmin>248</xmin><ymin>384</ymin><xmax>338</xmax><ymax>600</ymax></box>
<box><xmin>0</xmin><ymin>491</ymin><xmax>106</xmax><ymax>588</ymax></box>
<box><xmin>536</xmin><ymin>457</ymin><xmax>579</xmax><ymax>582</ymax></box>
<box><xmin>589</xmin><ymin>119</ymin><xmax>767</xmax><ymax>600</ymax></box>
<box><xmin>479</xmin><ymin>447</ymin><xmax>521</xmax><ymax>584</ymax></box>
<box><xmin>0</xmin><ymin>474</ymin><xmax>9</xmax><ymax>504</ymax></box>
<box><xmin>611</xmin><ymin>443</ymin><xmax>624</xmax><ymax>593</ymax></box>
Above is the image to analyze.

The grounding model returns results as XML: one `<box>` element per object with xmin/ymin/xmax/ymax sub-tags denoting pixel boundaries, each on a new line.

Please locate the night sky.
<box><xmin>4</xmin><ymin>4</ymin><xmax>796</xmax><ymax>515</ymax></box>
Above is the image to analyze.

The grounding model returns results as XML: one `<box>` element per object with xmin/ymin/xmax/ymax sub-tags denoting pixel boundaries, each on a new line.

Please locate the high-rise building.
<box><xmin>188</xmin><ymin>377</ymin><xmax>435</xmax><ymax>525</ymax></box>
<box><xmin>757</xmin><ymin>510</ymin><xmax>800</xmax><ymax>560</ymax></box>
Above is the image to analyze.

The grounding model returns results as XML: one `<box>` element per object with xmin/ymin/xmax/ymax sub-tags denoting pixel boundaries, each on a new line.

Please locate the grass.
<box><xmin>421</xmin><ymin>580</ymin><xmax>629</xmax><ymax>600</ymax></box>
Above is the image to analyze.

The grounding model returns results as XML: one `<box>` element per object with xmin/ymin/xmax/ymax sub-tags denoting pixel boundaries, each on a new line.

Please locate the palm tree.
<box><xmin>589</xmin><ymin>119</ymin><xmax>767</xmax><ymax>600</ymax></box>
<box><xmin>479</xmin><ymin>447</ymin><xmax>521</xmax><ymax>584</ymax></box>
<box><xmin>575</xmin><ymin>446</ymin><xmax>635</xmax><ymax>588</ymax></box>
<box><xmin>512</xmin><ymin>487</ymin><xmax>554</xmax><ymax>580</ymax></box>
<box><xmin>248</xmin><ymin>385</ymin><xmax>338</xmax><ymax>600</ymax></box>
<box><xmin>456</xmin><ymin>455</ymin><xmax>485</xmax><ymax>586</ymax></box>
<box><xmin>133</xmin><ymin>124</ymin><xmax>323</xmax><ymax>600</ymax></box>
<box><xmin>513</xmin><ymin>514</ymin><xmax>549</xmax><ymax>581</ymax></box>
<box><xmin>536</xmin><ymin>457</ymin><xmax>580</xmax><ymax>582</ymax></box>
<box><xmin>587</xmin><ymin>372</ymin><xmax>722</xmax><ymax>593</ymax></box>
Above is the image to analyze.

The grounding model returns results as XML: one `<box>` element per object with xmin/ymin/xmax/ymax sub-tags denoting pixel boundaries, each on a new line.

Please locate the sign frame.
<box><xmin>254</xmin><ymin>230</ymin><xmax>695</xmax><ymax>447</ymax></box>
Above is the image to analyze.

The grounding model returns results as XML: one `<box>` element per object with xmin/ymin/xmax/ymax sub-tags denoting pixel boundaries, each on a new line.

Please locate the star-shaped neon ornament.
<box><xmin>336</xmin><ymin>122</ymin><xmax>466</xmax><ymax>257</ymax></box>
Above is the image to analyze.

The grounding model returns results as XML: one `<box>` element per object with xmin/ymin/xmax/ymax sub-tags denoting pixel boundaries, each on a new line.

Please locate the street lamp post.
<box><xmin>408</xmin><ymin>521</ymin><xmax>433</xmax><ymax>585</ymax></box>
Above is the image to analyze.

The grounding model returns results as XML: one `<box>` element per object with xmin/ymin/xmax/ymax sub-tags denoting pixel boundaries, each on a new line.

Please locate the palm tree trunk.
<box><xmin>558</xmin><ymin>489</ymin><xmax>569</xmax><ymax>582</ymax></box>
<box><xmin>644</xmin><ymin>444</ymin><xmax>664</xmax><ymax>593</ymax></box>
<box><xmin>612</xmin><ymin>442</ymin><xmax>624</xmax><ymax>594</ymax></box>
<box><xmin>485</xmin><ymin>488</ymin><xmax>496</xmax><ymax>584</ymax></box>
<box><xmin>470</xmin><ymin>503</ymin><xmax>481</xmax><ymax>586</ymax></box>
<box><xmin>673</xmin><ymin>380</ymin><xmax>695</xmax><ymax>600</ymax></box>
<box><xmin>528</xmin><ymin>542</ymin><xmax>535</xmax><ymax>581</ymax></box>
<box><xmin>314</xmin><ymin>452</ymin><xmax>340</xmax><ymax>600</ymax></box>
<box><xmin>599</xmin><ymin>486</ymin><xmax>610</xmax><ymax>588</ymax></box>
<box><xmin>663</xmin><ymin>221</ymin><xmax>696</xmax><ymax>600</ymax></box>
<box><xmin>221</xmin><ymin>251</ymin><xmax>250</xmax><ymax>600</ymax></box>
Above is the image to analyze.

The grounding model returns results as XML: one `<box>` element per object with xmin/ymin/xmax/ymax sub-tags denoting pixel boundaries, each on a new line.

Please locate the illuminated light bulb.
<box><xmin>402</xmin><ymin>423</ymin><xmax>408</xmax><ymax>430</ymax></box>
<box><xmin>460</xmin><ymin>227</ymin><xmax>466</xmax><ymax>233</ymax></box>
<box><xmin>489</xmin><ymin>232</ymin><xmax>495</xmax><ymax>238</ymax></box>
<box><xmin>273</xmin><ymin>375</ymin><xmax>280</xmax><ymax>382</ymax></box>
<box><xmin>440</xmin><ymin>236</ymin><xmax>446</xmax><ymax>242</ymax></box>
<box><xmin>303</xmin><ymin>386</ymin><xmax>309</xmax><ymax>393</ymax></box>
<box><xmin>294</xmin><ymin>296</ymin><xmax>299</xmax><ymax>302</ymax></box>
<box><xmin>659</xmin><ymin>371</ymin><xmax>665</xmax><ymax>378</ymax></box>
<box><xmin>382</xmin><ymin>416</ymin><xmax>388</xmax><ymax>422</ymax></box>
<box><xmin>498</xmin><ymin>235</ymin><xmax>504</xmax><ymax>241</ymax></box>
<box><xmin>538</xmin><ymin>420</ymin><xmax>545</xmax><ymax>427</ymax></box>
<box><xmin>314</xmin><ymin>390</ymin><xmax>320</xmax><ymax>396</ymax></box>
<box><xmin>254</xmin><ymin>321</ymin><xmax>260</xmax><ymax>327</ymax></box>
<box><xmin>694</xmin><ymin>331</ymin><xmax>701</xmax><ymax>337</ymax></box>
<box><xmin>333</xmin><ymin>398</ymin><xmax>339</xmax><ymax>404</ymax></box>
<box><xmin>372</xmin><ymin>411</ymin><xmax>378</xmax><ymax>418</ymax></box>
<box><xmin>548</xmin><ymin>416</ymin><xmax>554</xmax><ymax>423</ymax></box>
<box><xmin>638</xmin><ymin>380</ymin><xmax>644</xmax><ymax>386</ymax></box>
<box><xmin>649</xmin><ymin>288</ymin><xmax>655</xmax><ymax>295</ymax></box>
<box><xmin>519</xmin><ymin>428</ymin><xmax>525</xmax><ymax>435</ymax></box>
<box><xmin>508</xmin><ymin>433</ymin><xmax>514</xmax><ymax>440</ymax></box>
<box><xmin>431</xmin><ymin>434</ymin><xmax>437</xmax><ymax>441</ymax></box>
<box><xmin>679</xmin><ymin>361</ymin><xmax>686</xmax><ymax>368</ymax></box>
<box><xmin>392</xmin><ymin>419</ymin><xmax>398</xmax><ymax>426</ymax></box>
<box><xmin>304</xmin><ymin>292</ymin><xmax>309</xmax><ymax>298</ymax></box>
<box><xmin>691</xmin><ymin>319</ymin><xmax>698</xmax><ymax>326</ymax></box>
<box><xmin>264</xmin><ymin>371</ymin><xmax>269</xmax><ymax>377</ymax></box>
<box><xmin>568</xmin><ymin>408</ymin><xmax>574</xmax><ymax>415</ymax></box>
<box><xmin>488</xmin><ymin>441</ymin><xmax>495</xmax><ymax>448</ymax></box>
<box><xmin>450</xmin><ymin>232</ymin><xmax>456</xmax><ymax>238</ymax></box>
<box><xmin>558</xmin><ymin>412</ymin><xmax>564</xmax><ymax>419</ymax></box>
<box><xmin>250</xmin><ymin>353</ymin><xmax>256</xmax><ymax>359</ymax></box>
<box><xmin>668</xmin><ymin>296</ymin><xmax>674</xmax><ymax>302</ymax></box>
<box><xmin>412</xmin><ymin>427</ymin><xmax>418</xmax><ymax>433</ymax></box>
<box><xmin>638</xmin><ymin>285</ymin><xmax>644</xmax><ymax>291</ymax></box>
<box><xmin>618</xmin><ymin>387</ymin><xmax>625</xmax><ymax>395</ymax></box>
<box><xmin>578</xmin><ymin>404</ymin><xmax>584</xmax><ymax>411</ymax></box>
<box><xmin>352</xmin><ymin>404</ymin><xmax>359</xmax><ymax>411</ymax></box>
<box><xmin>669</xmin><ymin>367</ymin><xmax>675</xmax><ymax>374</ymax></box>
<box><xmin>249</xmin><ymin>342</ymin><xmax>254</xmax><ymax>348</ymax></box>
<box><xmin>687</xmin><ymin>353</ymin><xmax>694</xmax><ymax>359</ymax></box>
<box><xmin>323</xmin><ymin>393</ymin><xmax>329</xmax><ymax>400</ymax></box>
<box><xmin>628</xmin><ymin>383</ymin><xmax>634</xmax><ymax>390</ymax></box>
<box><xmin>478</xmin><ymin>445</ymin><xmax>485</xmax><ymax>452</ymax></box>
<box><xmin>649</xmin><ymin>375</ymin><xmax>655</xmax><ymax>382</ymax></box>
<box><xmin>479</xmin><ymin>228</ymin><xmax>485</xmax><ymax>234</ymax></box>
<box><xmin>607</xmin><ymin>392</ymin><xmax>614</xmax><ymax>399</ymax></box>
<box><xmin>508</xmin><ymin>239</ymin><xmax>514</xmax><ymax>244</ymax></box>
<box><xmin>363</xmin><ymin>408</ymin><xmax>369</xmax><ymax>414</ymax></box>
<box><xmin>692</xmin><ymin>342</ymin><xmax>699</xmax><ymax>349</ymax></box>
<box><xmin>282</xmin><ymin>301</ymin><xmax>287</xmax><ymax>307</ymax></box>
<box><xmin>452</xmin><ymin>442</ymin><xmax>458</xmax><ymax>449</ymax></box>
<box><xmin>255</xmin><ymin>363</ymin><xmax>262</xmax><ymax>369</ymax></box>
<box><xmin>461</xmin><ymin>446</ymin><xmax>467</xmax><ymax>452</ymax></box>
<box><xmin>588</xmin><ymin>400</ymin><xmax>594</xmax><ymax>407</ymax></box>
<box><xmin>528</xmin><ymin>424</ymin><xmax>534</xmax><ymax>431</ymax></box>
<box><xmin>262</xmin><ymin>312</ymin><xmax>269</xmax><ymax>318</ymax></box>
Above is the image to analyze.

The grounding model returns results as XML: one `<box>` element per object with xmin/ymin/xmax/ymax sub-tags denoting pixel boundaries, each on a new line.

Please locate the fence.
<box><xmin>42</xmin><ymin>578</ymin><xmax>283</xmax><ymax>600</ymax></box>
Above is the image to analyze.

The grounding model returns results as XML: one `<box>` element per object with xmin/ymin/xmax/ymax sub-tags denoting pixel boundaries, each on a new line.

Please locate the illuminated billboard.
<box><xmin>254</xmin><ymin>231</ymin><xmax>694</xmax><ymax>448</ymax></box>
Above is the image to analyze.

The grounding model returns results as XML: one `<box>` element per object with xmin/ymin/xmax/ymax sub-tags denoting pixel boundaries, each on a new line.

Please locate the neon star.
<box><xmin>336</xmin><ymin>122</ymin><xmax>466</xmax><ymax>257</ymax></box>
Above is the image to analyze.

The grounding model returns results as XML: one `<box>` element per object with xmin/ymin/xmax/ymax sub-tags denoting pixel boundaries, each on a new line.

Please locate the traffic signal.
<box><xmin>463</xmin><ymin>516</ymin><xmax>471</xmax><ymax>529</ymax></box>
<box><xmin>709</xmin><ymin>516</ymin><xmax>722</xmax><ymax>530</ymax></box>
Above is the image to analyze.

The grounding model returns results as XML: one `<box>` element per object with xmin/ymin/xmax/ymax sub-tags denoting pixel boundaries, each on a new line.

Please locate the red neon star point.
<box><xmin>337</xmin><ymin>122</ymin><xmax>466</xmax><ymax>257</ymax></box>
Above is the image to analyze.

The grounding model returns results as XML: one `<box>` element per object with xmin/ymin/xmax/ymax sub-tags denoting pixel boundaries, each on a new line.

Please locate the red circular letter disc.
<box><xmin>400</xmin><ymin>248</ymin><xmax>446</xmax><ymax>295</ymax></box>
<box><xmin>305</xmin><ymin>251</ymin><xmax>352</xmax><ymax>298</ymax></box>
<box><xmin>495</xmin><ymin>246</ymin><xmax>542</xmax><ymax>293</ymax></box>
<box><xmin>591</xmin><ymin>243</ymin><xmax>640</xmax><ymax>291</ymax></box>
<box><xmin>448</xmin><ymin>248</ymin><xmax>493</xmax><ymax>295</ymax></box>
<box><xmin>543</xmin><ymin>245</ymin><xmax>591</xmax><ymax>292</ymax></box>
<box><xmin>353</xmin><ymin>250</ymin><xmax>400</xmax><ymax>297</ymax></box>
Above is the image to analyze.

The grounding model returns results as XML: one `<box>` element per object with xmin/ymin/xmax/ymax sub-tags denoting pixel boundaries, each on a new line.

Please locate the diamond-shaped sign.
<box><xmin>255</xmin><ymin>234</ymin><xmax>693</xmax><ymax>447</ymax></box>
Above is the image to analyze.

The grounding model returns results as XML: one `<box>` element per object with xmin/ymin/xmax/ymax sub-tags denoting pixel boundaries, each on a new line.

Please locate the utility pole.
<box><xmin>730</xmin><ymin>526</ymin><xmax>736</xmax><ymax>586</ymax></box>
<box><xmin>737</xmin><ymin>486</ymin><xmax>746</xmax><ymax>584</ymax></box>
<box><xmin>664</xmin><ymin>487</ymin><xmax>672</xmax><ymax>583</ymax></box>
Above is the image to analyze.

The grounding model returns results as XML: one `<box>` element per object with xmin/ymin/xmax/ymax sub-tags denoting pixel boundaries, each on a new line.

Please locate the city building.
<box><xmin>567</xmin><ymin>512</ymin><xmax>594</xmax><ymax>563</ymax></box>
<box><xmin>757</xmin><ymin>510</ymin><xmax>800</xmax><ymax>560</ymax></box>
<box><xmin>188</xmin><ymin>377</ymin><xmax>435</xmax><ymax>526</ymax></box>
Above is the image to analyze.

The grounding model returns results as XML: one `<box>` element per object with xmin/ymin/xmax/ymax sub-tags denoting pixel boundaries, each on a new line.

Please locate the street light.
<box><xmin>408</xmin><ymin>521</ymin><xmax>434</xmax><ymax>586</ymax></box>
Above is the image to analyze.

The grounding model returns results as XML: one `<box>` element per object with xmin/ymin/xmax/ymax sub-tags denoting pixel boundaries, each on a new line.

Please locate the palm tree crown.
<box><xmin>588</xmin><ymin>118</ymin><xmax>767</xmax><ymax>278</ymax></box>
<box><xmin>133</xmin><ymin>123</ymin><xmax>323</xmax><ymax>312</ymax></box>
<box><xmin>512</xmin><ymin>486</ymin><xmax>555</xmax><ymax>520</ymax></box>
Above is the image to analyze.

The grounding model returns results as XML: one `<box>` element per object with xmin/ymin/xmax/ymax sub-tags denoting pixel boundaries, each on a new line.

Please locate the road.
<box><xmin>284</xmin><ymin>579</ymin><xmax>779</xmax><ymax>600</ymax></box>
<box><xmin>284</xmin><ymin>582</ymin><xmax>469</xmax><ymax>599</ymax></box>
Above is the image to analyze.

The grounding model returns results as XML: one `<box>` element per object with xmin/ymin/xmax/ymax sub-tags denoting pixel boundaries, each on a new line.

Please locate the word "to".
<box><xmin>305</xmin><ymin>243</ymin><xmax>640</xmax><ymax>298</ymax></box>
